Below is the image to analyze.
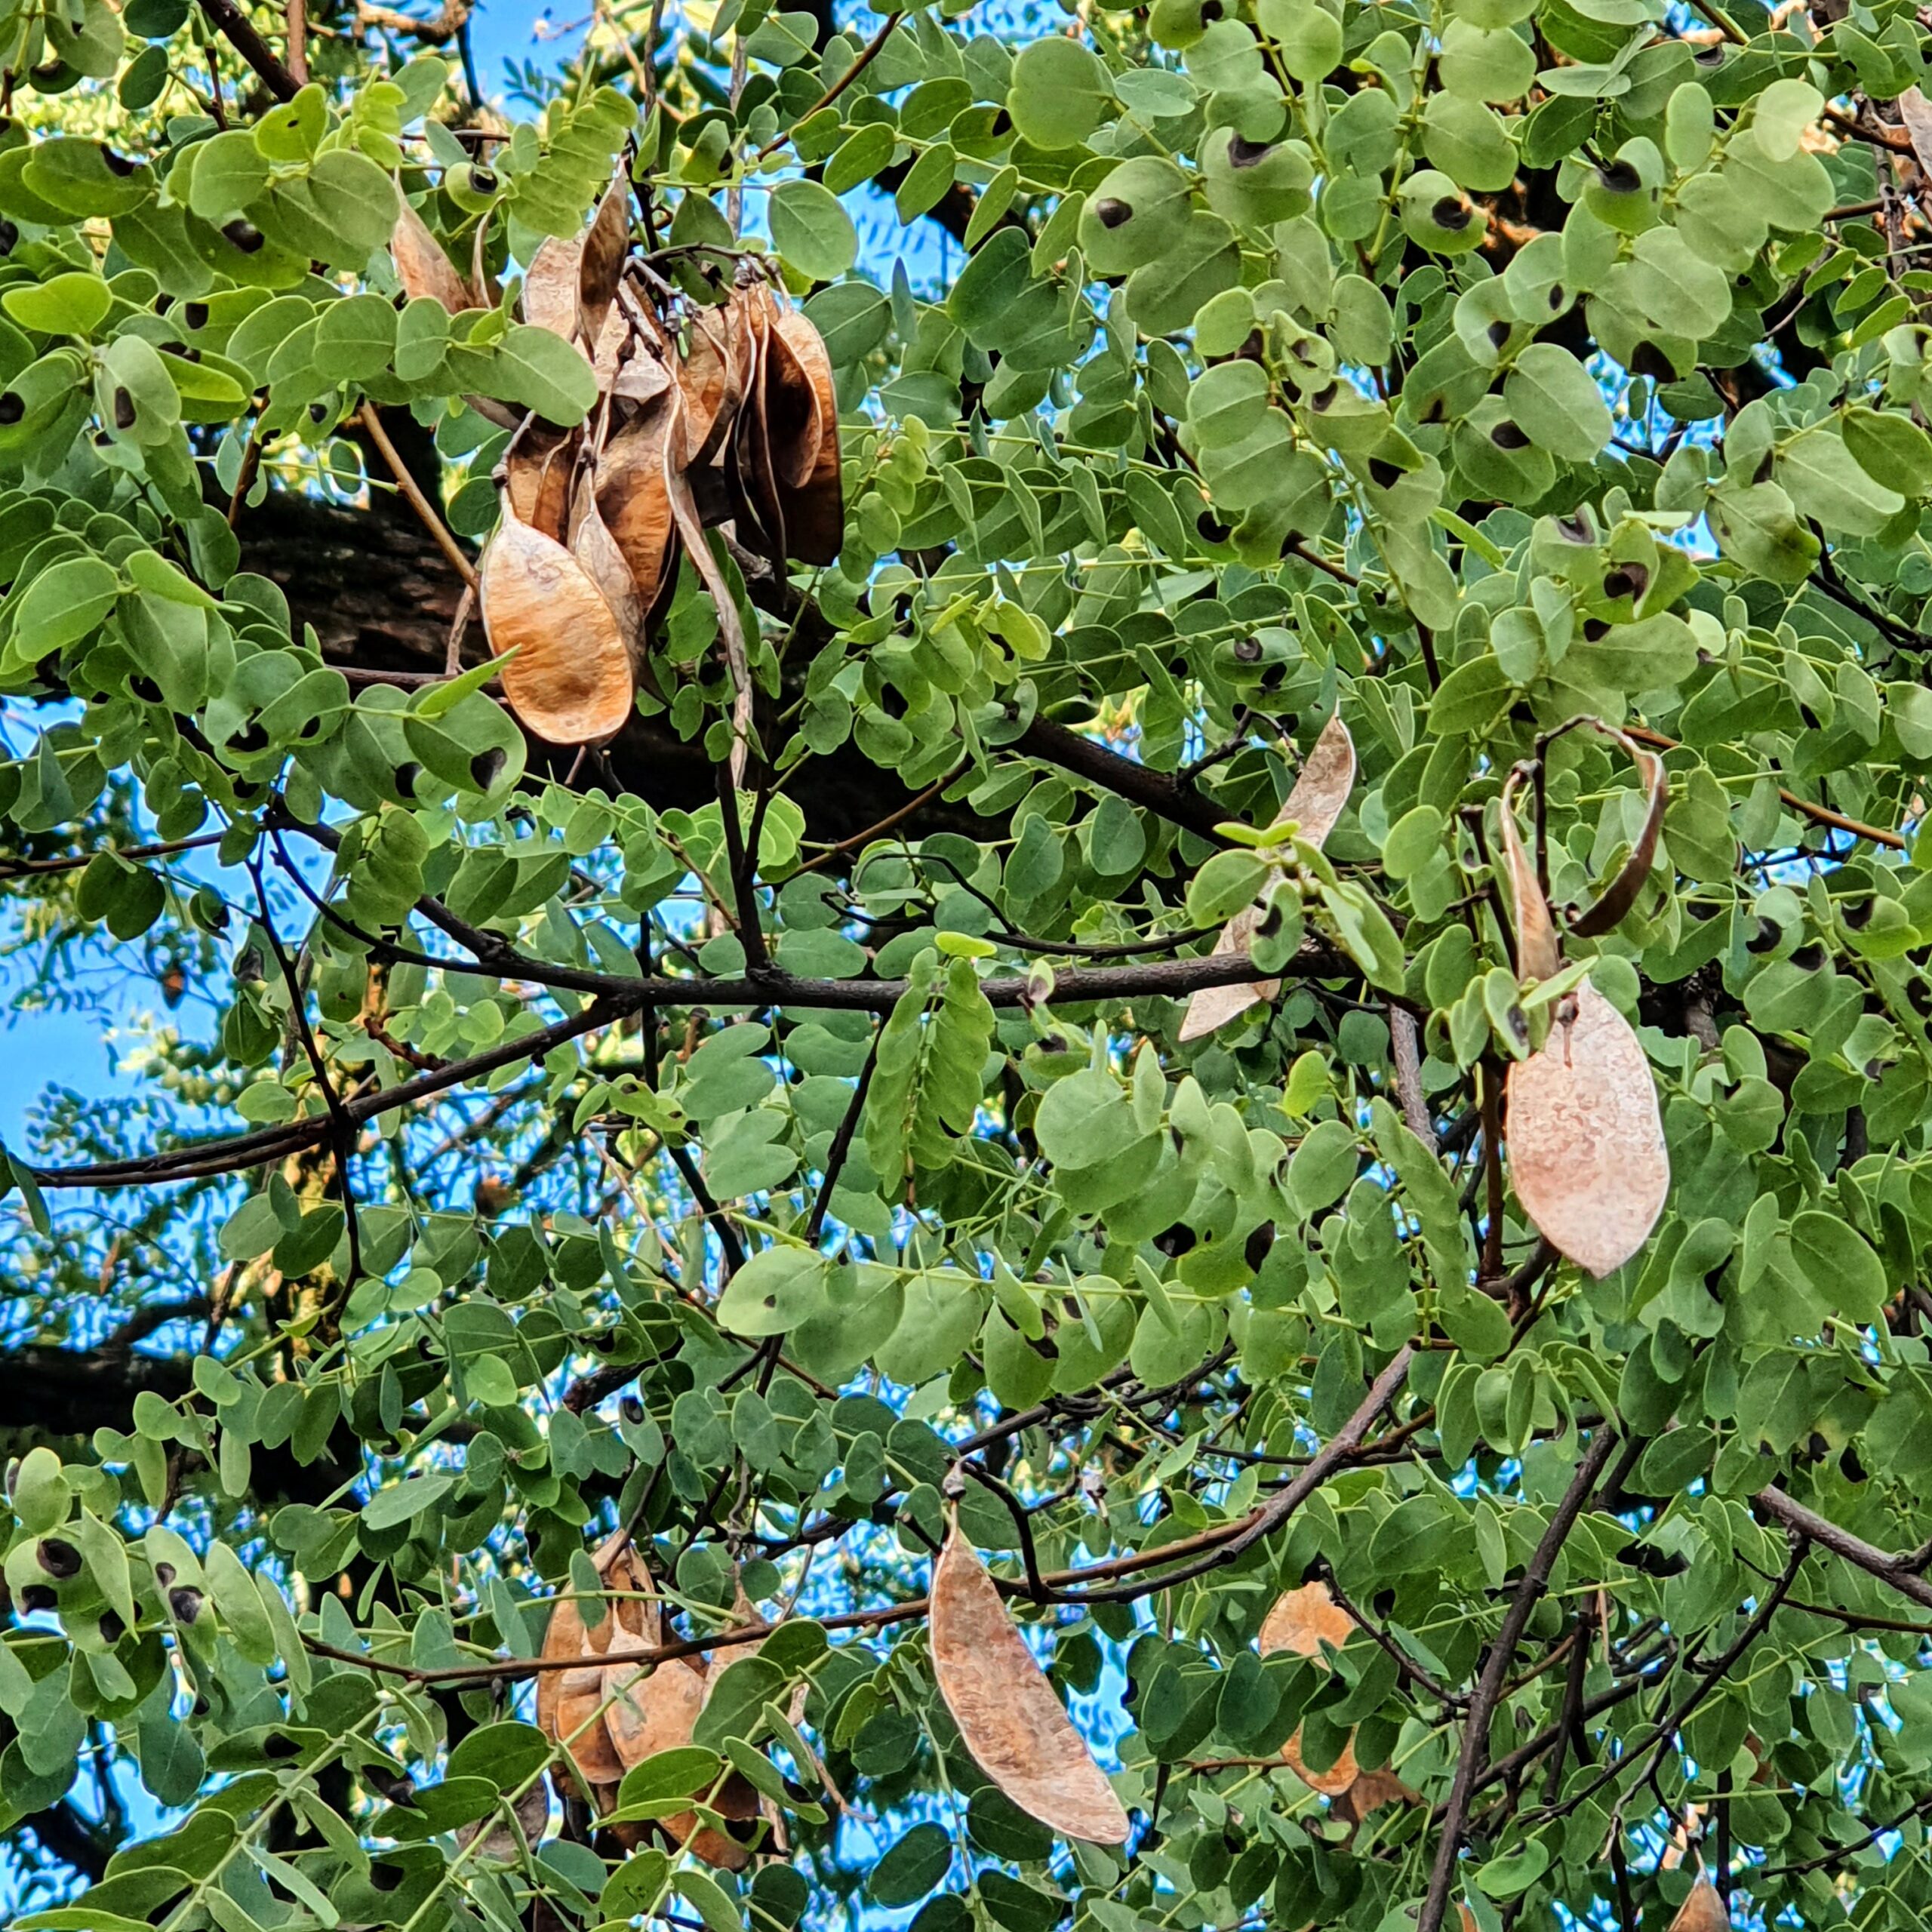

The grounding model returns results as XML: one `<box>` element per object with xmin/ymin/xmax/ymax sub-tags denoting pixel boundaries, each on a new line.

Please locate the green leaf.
<box><xmin>767</xmin><ymin>179</ymin><xmax>858</xmax><ymax>282</ymax></box>
<box><xmin>491</xmin><ymin>322</ymin><xmax>598</xmax><ymax>424</ymax></box>
<box><xmin>716</xmin><ymin>1246</ymin><xmax>833</xmax><ymax>1337</ymax></box>
<box><xmin>1006</xmin><ymin>38</ymin><xmax>1113</xmax><ymax>149</ymax></box>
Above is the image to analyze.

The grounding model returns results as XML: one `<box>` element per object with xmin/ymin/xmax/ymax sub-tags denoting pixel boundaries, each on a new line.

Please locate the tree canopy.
<box><xmin>10</xmin><ymin>0</ymin><xmax>1932</xmax><ymax>1927</ymax></box>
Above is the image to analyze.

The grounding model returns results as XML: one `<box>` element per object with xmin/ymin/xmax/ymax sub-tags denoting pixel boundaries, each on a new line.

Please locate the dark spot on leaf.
<box><xmin>112</xmin><ymin>386</ymin><xmax>136</xmax><ymax>431</ymax></box>
<box><xmin>223</xmin><ymin>220</ymin><xmax>266</xmax><ymax>253</ymax></box>
<box><xmin>1754</xmin><ymin>451</ymin><xmax>1775</xmax><ymax>485</ymax></box>
<box><xmin>1630</xmin><ymin>341</ymin><xmax>1673</xmax><ymax>380</ymax></box>
<box><xmin>99</xmin><ymin>1609</ymin><xmax>125</xmax><ymax>1644</ymax></box>
<box><xmin>20</xmin><ymin>1586</ymin><xmax>56</xmax><ymax>1614</ymax></box>
<box><xmin>1420</xmin><ymin>396</ymin><xmax>1444</xmax><ymax>424</ymax></box>
<box><xmin>1243</xmin><ymin>1224</ymin><xmax>1273</xmax><ymax>1270</ymax></box>
<box><xmin>1841</xmin><ymin>1444</ymin><xmax>1867</xmax><ymax>1482</ymax></box>
<box><xmin>1842</xmin><ymin>896</ymin><xmax>1875</xmax><ymax>929</ymax></box>
<box><xmin>100</xmin><ymin>145</ymin><xmax>137</xmax><ymax>175</ymax></box>
<box><xmin>1620</xmin><ymin>1541</ymin><xmax>1687</xmax><ymax>1576</ymax></box>
<box><xmin>469</xmin><ymin>167</ymin><xmax>499</xmax><ymax>192</ymax></box>
<box><xmin>1798</xmin><ymin>703</ymin><xmax>1820</xmax><ymax>730</ymax></box>
<box><xmin>154</xmin><ymin>1561</ymin><xmax>176</xmax><ymax>1587</ymax></box>
<box><xmin>1432</xmin><ymin>196</ymin><xmax>1472</xmax><ymax>231</ymax></box>
<box><xmin>1228</xmin><ymin>135</ymin><xmax>1273</xmax><ymax>168</ymax></box>
<box><xmin>1154</xmin><ymin>1223</ymin><xmax>1196</xmax><ymax>1257</ymax></box>
<box><xmin>1310</xmin><ymin>383</ymin><xmax>1338</xmax><ymax>411</ymax></box>
<box><xmin>232</xmin><ymin>719</ymin><xmax>270</xmax><ymax>755</ymax></box>
<box><xmin>371</xmin><ymin>1861</ymin><xmax>408</xmax><ymax>1893</ymax></box>
<box><xmin>1583</xmin><ymin>618</ymin><xmax>1610</xmax><ymax>641</ymax></box>
<box><xmin>0</xmin><ymin>392</ymin><xmax>23</xmax><ymax>425</ymax></box>
<box><xmin>169</xmin><ymin>1586</ymin><xmax>204</xmax><ymax>1622</ymax></box>
<box><xmin>309</xmin><ymin>401</ymin><xmax>331</xmax><ymax>424</ymax></box>
<box><xmin>1490</xmin><ymin>420</ymin><xmax>1530</xmax><ymax>450</ymax></box>
<box><xmin>1746</xmin><ymin>917</ymin><xmax>1780</xmax><ymax>954</ymax></box>
<box><xmin>1197</xmin><ymin>509</ymin><xmax>1232</xmax><ymax>543</ymax></box>
<box><xmin>1372</xmin><ymin>1586</ymin><xmax>1395</xmax><ymax>1616</ymax></box>
<box><xmin>1556</xmin><ymin>512</ymin><xmax>1593</xmax><ymax>543</ymax></box>
<box><xmin>131</xmin><ymin>675</ymin><xmax>162</xmax><ymax>703</ymax></box>
<box><xmin>0</xmin><ymin>220</ymin><xmax>17</xmax><ymax>257</ymax></box>
<box><xmin>1548</xmin><ymin>285</ymin><xmax>1564</xmax><ymax>310</ymax></box>
<box><xmin>1694</xmin><ymin>41</ymin><xmax>1724</xmax><ymax>62</ymax></box>
<box><xmin>1603</xmin><ymin>563</ymin><xmax>1647</xmax><ymax>601</ymax></box>
<box><xmin>620</xmin><ymin>1394</ymin><xmax>645</xmax><ymax>1423</ymax></box>
<box><xmin>392</xmin><ymin>761</ymin><xmax>422</xmax><ymax>796</ymax></box>
<box><xmin>1234</xmin><ymin>635</ymin><xmax>1262</xmax><ymax>663</ymax></box>
<box><xmin>989</xmin><ymin>108</ymin><xmax>1011</xmax><ymax>136</ymax></box>
<box><xmin>263</xmin><ymin>1733</ymin><xmax>300</xmax><ymax>1759</ymax></box>
<box><xmin>1487</xmin><ymin>319</ymin><xmax>1511</xmax><ymax>349</ymax></box>
<box><xmin>1367</xmin><ymin>457</ymin><xmax>1401</xmax><ymax>487</ymax></box>
<box><xmin>1093</xmin><ymin>197</ymin><xmax>1131</xmax><ymax>229</ymax></box>
<box><xmin>1791</xmin><ymin>943</ymin><xmax>1826</xmax><ymax>971</ymax></box>
<box><xmin>36</xmin><ymin>1539</ymin><xmax>80</xmax><ymax>1577</ymax></box>
<box><xmin>1596</xmin><ymin>159</ymin><xmax>1641</xmax><ymax>193</ymax></box>
<box><xmin>1909</xmin><ymin>977</ymin><xmax>1932</xmax><ymax>1016</ymax></box>
<box><xmin>183</xmin><ymin>301</ymin><xmax>209</xmax><ymax>330</ymax></box>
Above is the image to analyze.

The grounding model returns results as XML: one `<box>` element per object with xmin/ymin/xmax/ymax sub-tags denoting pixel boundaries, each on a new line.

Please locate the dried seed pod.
<box><xmin>678</xmin><ymin>306</ymin><xmax>743</xmax><ymax>469</ymax></box>
<box><xmin>535</xmin><ymin>1595</ymin><xmax>629</xmax><ymax>1795</ymax></box>
<box><xmin>390</xmin><ymin>197</ymin><xmax>474</xmax><ymax>315</ymax></box>
<box><xmin>595</xmin><ymin>405</ymin><xmax>677</xmax><ymax>622</ymax></box>
<box><xmin>1279</xmin><ymin>1728</ymin><xmax>1361</xmax><ymax>1798</ymax></box>
<box><xmin>505</xmin><ymin>424</ymin><xmax>574</xmax><ymax>543</ymax></box>
<box><xmin>1180</xmin><ymin>712</ymin><xmax>1357</xmax><ymax>1041</ymax></box>
<box><xmin>771</xmin><ymin>307</ymin><xmax>843</xmax><ymax>565</ymax></box>
<box><xmin>1500</xmin><ymin>761</ymin><xmax>1560</xmax><ymax>983</ymax></box>
<box><xmin>1505</xmin><ymin>977</ymin><xmax>1669</xmax><ymax>1277</ymax></box>
<box><xmin>1565</xmin><ymin>741</ymin><xmax>1667</xmax><ymax>937</ymax></box>
<box><xmin>929</xmin><ymin>1527</ymin><xmax>1131</xmax><ymax>1844</ymax></box>
<box><xmin>1258</xmin><ymin>1580</ymin><xmax>1353</xmax><ymax>1660</ymax></box>
<box><xmin>761</xmin><ymin>312</ymin><xmax>824</xmax><ymax>491</ymax></box>
<box><xmin>457</xmin><ymin>1779</ymin><xmax>551</xmax><ymax>1863</ymax></box>
<box><xmin>1667</xmin><ymin>1878</ymin><xmax>1729</xmax><ymax>1932</ymax></box>
<box><xmin>479</xmin><ymin>496</ymin><xmax>634</xmax><ymax>746</ymax></box>
<box><xmin>732</xmin><ymin>285</ymin><xmax>790</xmax><ymax>565</ymax></box>
<box><xmin>580</xmin><ymin>168</ymin><xmax>631</xmax><ymax>348</ymax></box>
<box><xmin>569</xmin><ymin>485</ymin><xmax>646</xmax><ymax>653</ymax></box>
<box><xmin>523</xmin><ymin>233</ymin><xmax>584</xmax><ymax>343</ymax></box>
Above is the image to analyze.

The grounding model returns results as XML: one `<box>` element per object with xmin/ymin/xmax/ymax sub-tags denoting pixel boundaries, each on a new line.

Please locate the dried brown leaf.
<box><xmin>1258</xmin><ymin>1581</ymin><xmax>1353</xmax><ymax>1662</ymax></box>
<box><xmin>1667</xmin><ymin>1878</ymin><xmax>1729</xmax><ymax>1932</ymax></box>
<box><xmin>930</xmin><ymin>1527</ymin><xmax>1131</xmax><ymax>1844</ymax></box>
<box><xmin>1504</xmin><ymin>977</ymin><xmax>1669</xmax><ymax>1277</ymax></box>
<box><xmin>1327</xmin><ymin>1764</ymin><xmax>1418</xmax><ymax>1823</ymax></box>
<box><xmin>391</xmin><ymin>197</ymin><xmax>473</xmax><ymax>315</ymax></box>
<box><xmin>1500</xmin><ymin>762</ymin><xmax>1561</xmax><ymax>983</ymax></box>
<box><xmin>479</xmin><ymin>500</ymin><xmax>634</xmax><ymax>746</ymax></box>
<box><xmin>1178</xmin><ymin>713</ymin><xmax>1355</xmax><ymax>1042</ymax></box>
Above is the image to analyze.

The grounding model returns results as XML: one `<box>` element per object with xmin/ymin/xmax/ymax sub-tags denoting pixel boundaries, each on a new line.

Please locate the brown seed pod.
<box><xmin>535</xmin><ymin>1595</ymin><xmax>629</xmax><ymax>1797</ymax></box>
<box><xmin>1258</xmin><ymin>1580</ymin><xmax>1353</xmax><ymax>1660</ymax></box>
<box><xmin>595</xmin><ymin>405</ymin><xmax>678</xmax><ymax>623</ymax></box>
<box><xmin>1180</xmin><ymin>712</ymin><xmax>1357</xmax><ymax>1041</ymax></box>
<box><xmin>1565</xmin><ymin>740</ymin><xmax>1667</xmax><ymax>937</ymax></box>
<box><xmin>505</xmin><ymin>424</ymin><xmax>574</xmax><ymax>543</ymax></box>
<box><xmin>479</xmin><ymin>496</ymin><xmax>634</xmax><ymax>746</ymax></box>
<box><xmin>390</xmin><ymin>197</ymin><xmax>474</xmax><ymax>315</ymax></box>
<box><xmin>678</xmin><ymin>306</ymin><xmax>743</xmax><ymax>470</ymax></box>
<box><xmin>929</xmin><ymin>1527</ymin><xmax>1131</xmax><ymax>1844</ymax></box>
<box><xmin>569</xmin><ymin>484</ymin><xmax>646</xmax><ymax>654</ymax></box>
<box><xmin>523</xmin><ymin>232</ymin><xmax>584</xmax><ymax>343</ymax></box>
<box><xmin>580</xmin><ymin>168</ymin><xmax>632</xmax><ymax>348</ymax></box>
<box><xmin>771</xmin><ymin>307</ymin><xmax>843</xmax><ymax>565</ymax></box>
<box><xmin>1504</xmin><ymin>977</ymin><xmax>1669</xmax><ymax>1278</ymax></box>
<box><xmin>1667</xmin><ymin>1878</ymin><xmax>1730</xmax><ymax>1932</ymax></box>
<box><xmin>1500</xmin><ymin>761</ymin><xmax>1561</xmax><ymax>983</ymax></box>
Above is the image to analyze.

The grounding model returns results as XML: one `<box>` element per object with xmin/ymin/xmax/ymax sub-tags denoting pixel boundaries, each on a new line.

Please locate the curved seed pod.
<box><xmin>580</xmin><ymin>168</ymin><xmax>631</xmax><ymax>347</ymax></box>
<box><xmin>595</xmin><ymin>406</ymin><xmax>677</xmax><ymax>626</ymax></box>
<box><xmin>1565</xmin><ymin>741</ymin><xmax>1667</xmax><ymax>938</ymax></box>
<box><xmin>569</xmin><ymin>484</ymin><xmax>646</xmax><ymax>654</ymax></box>
<box><xmin>678</xmin><ymin>307</ymin><xmax>742</xmax><ymax>470</ymax></box>
<box><xmin>479</xmin><ymin>496</ymin><xmax>633</xmax><ymax>745</ymax></box>
<box><xmin>390</xmin><ymin>197</ymin><xmax>473</xmax><ymax>314</ymax></box>
<box><xmin>523</xmin><ymin>232</ymin><xmax>584</xmax><ymax>344</ymax></box>
<box><xmin>1180</xmin><ymin>712</ymin><xmax>1356</xmax><ymax>1041</ymax></box>
<box><xmin>733</xmin><ymin>285</ymin><xmax>789</xmax><ymax>565</ymax></box>
<box><xmin>457</xmin><ymin>1779</ymin><xmax>551</xmax><ymax>1863</ymax></box>
<box><xmin>535</xmin><ymin>1595</ymin><xmax>629</xmax><ymax>1795</ymax></box>
<box><xmin>772</xmin><ymin>307</ymin><xmax>843</xmax><ymax>565</ymax></box>
<box><xmin>1500</xmin><ymin>761</ymin><xmax>1561</xmax><ymax>983</ymax></box>
<box><xmin>761</xmin><ymin>312</ymin><xmax>823</xmax><ymax>491</ymax></box>
<box><xmin>929</xmin><ymin>1527</ymin><xmax>1131</xmax><ymax>1844</ymax></box>
<box><xmin>1505</xmin><ymin>977</ymin><xmax>1669</xmax><ymax>1277</ymax></box>
<box><xmin>1667</xmin><ymin>1878</ymin><xmax>1728</xmax><ymax>1932</ymax></box>
<box><xmin>505</xmin><ymin>424</ymin><xmax>574</xmax><ymax>542</ymax></box>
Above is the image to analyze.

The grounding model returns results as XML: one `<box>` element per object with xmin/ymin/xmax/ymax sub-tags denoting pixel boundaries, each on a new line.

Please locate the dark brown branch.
<box><xmin>198</xmin><ymin>0</ymin><xmax>300</xmax><ymax>97</ymax></box>
<box><xmin>1752</xmin><ymin>1486</ymin><xmax>1932</xmax><ymax>1609</ymax></box>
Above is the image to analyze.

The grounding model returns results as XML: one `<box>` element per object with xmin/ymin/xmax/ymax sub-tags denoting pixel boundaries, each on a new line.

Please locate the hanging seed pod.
<box><xmin>1180</xmin><ymin>712</ymin><xmax>1356</xmax><ymax>1041</ymax></box>
<box><xmin>929</xmin><ymin>1527</ymin><xmax>1131</xmax><ymax>1844</ymax></box>
<box><xmin>771</xmin><ymin>307</ymin><xmax>843</xmax><ymax>565</ymax></box>
<box><xmin>391</xmin><ymin>198</ymin><xmax>475</xmax><ymax>314</ymax></box>
<box><xmin>732</xmin><ymin>283</ymin><xmax>789</xmax><ymax>566</ymax></box>
<box><xmin>478</xmin><ymin>493</ymin><xmax>634</xmax><ymax>745</ymax></box>
<box><xmin>678</xmin><ymin>306</ymin><xmax>743</xmax><ymax>470</ymax></box>
<box><xmin>505</xmin><ymin>423</ymin><xmax>574</xmax><ymax>543</ymax></box>
<box><xmin>1259</xmin><ymin>1580</ymin><xmax>1353</xmax><ymax>1660</ymax></box>
<box><xmin>595</xmin><ymin>402</ymin><xmax>678</xmax><ymax>624</ymax></box>
<box><xmin>536</xmin><ymin>1595</ymin><xmax>629</xmax><ymax>1798</ymax></box>
<box><xmin>569</xmin><ymin>483</ymin><xmax>646</xmax><ymax>653</ymax></box>
<box><xmin>1667</xmin><ymin>1878</ymin><xmax>1729</xmax><ymax>1932</ymax></box>
<box><xmin>523</xmin><ymin>232</ymin><xmax>584</xmax><ymax>343</ymax></box>
<box><xmin>580</xmin><ymin>168</ymin><xmax>632</xmax><ymax>348</ymax></box>
<box><xmin>1499</xmin><ymin>737</ymin><xmax>1669</xmax><ymax>1278</ymax></box>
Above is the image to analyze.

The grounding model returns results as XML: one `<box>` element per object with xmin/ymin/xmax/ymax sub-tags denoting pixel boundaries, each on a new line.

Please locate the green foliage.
<box><xmin>9</xmin><ymin>0</ymin><xmax>1932</xmax><ymax>1930</ymax></box>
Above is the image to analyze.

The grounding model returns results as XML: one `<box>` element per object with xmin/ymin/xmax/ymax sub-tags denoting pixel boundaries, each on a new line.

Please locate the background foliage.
<box><xmin>10</xmin><ymin>0</ymin><xmax>1932</xmax><ymax>1926</ymax></box>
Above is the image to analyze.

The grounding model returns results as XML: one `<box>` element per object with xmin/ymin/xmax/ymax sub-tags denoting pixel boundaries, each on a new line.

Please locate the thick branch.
<box><xmin>1752</xmin><ymin>1487</ymin><xmax>1932</xmax><ymax>1610</ymax></box>
<box><xmin>198</xmin><ymin>0</ymin><xmax>300</xmax><ymax>97</ymax></box>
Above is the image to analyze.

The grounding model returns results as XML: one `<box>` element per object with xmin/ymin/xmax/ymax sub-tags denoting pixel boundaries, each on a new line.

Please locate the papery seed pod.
<box><xmin>505</xmin><ymin>423</ymin><xmax>574</xmax><ymax>542</ymax></box>
<box><xmin>595</xmin><ymin>405</ymin><xmax>678</xmax><ymax>625</ymax></box>
<box><xmin>569</xmin><ymin>485</ymin><xmax>646</xmax><ymax>654</ymax></box>
<box><xmin>478</xmin><ymin>494</ymin><xmax>633</xmax><ymax>745</ymax></box>
<box><xmin>1180</xmin><ymin>712</ymin><xmax>1355</xmax><ymax>1041</ymax></box>
<box><xmin>580</xmin><ymin>168</ymin><xmax>631</xmax><ymax>348</ymax></box>
<box><xmin>1667</xmin><ymin>1878</ymin><xmax>1730</xmax><ymax>1932</ymax></box>
<box><xmin>929</xmin><ymin>1527</ymin><xmax>1130</xmax><ymax>1844</ymax></box>
<box><xmin>523</xmin><ymin>232</ymin><xmax>584</xmax><ymax>343</ymax></box>
<box><xmin>389</xmin><ymin>197</ymin><xmax>473</xmax><ymax>315</ymax></box>
<box><xmin>678</xmin><ymin>305</ymin><xmax>743</xmax><ymax>470</ymax></box>
<box><xmin>771</xmin><ymin>307</ymin><xmax>843</xmax><ymax>565</ymax></box>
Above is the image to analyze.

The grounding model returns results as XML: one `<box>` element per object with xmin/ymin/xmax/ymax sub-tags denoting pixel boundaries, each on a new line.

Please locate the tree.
<box><xmin>8</xmin><ymin>0</ymin><xmax>1932</xmax><ymax>1924</ymax></box>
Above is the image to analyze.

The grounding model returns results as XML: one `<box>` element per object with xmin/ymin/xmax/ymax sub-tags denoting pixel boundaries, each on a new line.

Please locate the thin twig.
<box><xmin>358</xmin><ymin>401</ymin><xmax>478</xmax><ymax>592</ymax></box>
